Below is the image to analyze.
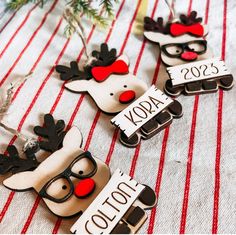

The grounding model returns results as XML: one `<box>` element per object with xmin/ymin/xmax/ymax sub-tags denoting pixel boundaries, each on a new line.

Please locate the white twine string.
<box><xmin>0</xmin><ymin>72</ymin><xmax>33</xmax><ymax>116</ymax></box>
<box><xmin>63</xmin><ymin>8</ymin><xmax>89</xmax><ymax>59</ymax></box>
<box><xmin>63</xmin><ymin>8</ymin><xmax>97</xmax><ymax>67</ymax></box>
<box><xmin>164</xmin><ymin>0</ymin><xmax>177</xmax><ymax>21</ymax></box>
<box><xmin>0</xmin><ymin>72</ymin><xmax>39</xmax><ymax>152</ymax></box>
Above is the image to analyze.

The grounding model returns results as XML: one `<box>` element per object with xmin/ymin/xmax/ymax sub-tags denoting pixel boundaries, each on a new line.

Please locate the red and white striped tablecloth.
<box><xmin>0</xmin><ymin>0</ymin><xmax>235</xmax><ymax>233</ymax></box>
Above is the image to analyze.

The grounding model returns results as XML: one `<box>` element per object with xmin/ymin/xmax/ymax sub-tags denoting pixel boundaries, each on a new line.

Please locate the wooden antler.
<box><xmin>91</xmin><ymin>43</ymin><xmax>117</xmax><ymax>67</ymax></box>
<box><xmin>144</xmin><ymin>17</ymin><xmax>170</xmax><ymax>34</ymax></box>
<box><xmin>55</xmin><ymin>61</ymin><xmax>91</xmax><ymax>81</ymax></box>
<box><xmin>180</xmin><ymin>11</ymin><xmax>202</xmax><ymax>25</ymax></box>
<box><xmin>34</xmin><ymin>114</ymin><xmax>67</xmax><ymax>152</ymax></box>
<box><xmin>0</xmin><ymin>145</ymin><xmax>39</xmax><ymax>175</ymax></box>
<box><xmin>56</xmin><ymin>43</ymin><xmax>117</xmax><ymax>82</ymax></box>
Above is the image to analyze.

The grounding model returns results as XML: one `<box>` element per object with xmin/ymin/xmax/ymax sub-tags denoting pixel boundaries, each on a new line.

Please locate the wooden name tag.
<box><xmin>70</xmin><ymin>169</ymin><xmax>145</xmax><ymax>234</ymax></box>
<box><xmin>167</xmin><ymin>58</ymin><xmax>231</xmax><ymax>86</ymax></box>
<box><xmin>111</xmin><ymin>85</ymin><xmax>173</xmax><ymax>138</ymax></box>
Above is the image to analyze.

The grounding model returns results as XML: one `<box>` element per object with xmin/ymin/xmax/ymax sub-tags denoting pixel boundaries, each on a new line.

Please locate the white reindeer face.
<box><xmin>144</xmin><ymin>30</ymin><xmax>213</xmax><ymax>66</ymax></box>
<box><xmin>144</xmin><ymin>12</ymin><xmax>213</xmax><ymax>66</ymax></box>
<box><xmin>65</xmin><ymin>55</ymin><xmax>148</xmax><ymax>114</ymax></box>
<box><xmin>3</xmin><ymin>127</ymin><xmax>110</xmax><ymax>217</ymax></box>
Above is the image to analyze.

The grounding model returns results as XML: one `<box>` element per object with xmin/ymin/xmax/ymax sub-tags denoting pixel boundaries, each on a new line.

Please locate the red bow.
<box><xmin>170</xmin><ymin>23</ymin><xmax>204</xmax><ymax>37</ymax></box>
<box><xmin>91</xmin><ymin>60</ymin><xmax>129</xmax><ymax>82</ymax></box>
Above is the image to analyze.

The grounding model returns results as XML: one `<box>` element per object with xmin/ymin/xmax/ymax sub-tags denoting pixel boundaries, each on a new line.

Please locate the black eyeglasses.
<box><xmin>39</xmin><ymin>151</ymin><xmax>97</xmax><ymax>203</ymax></box>
<box><xmin>161</xmin><ymin>40</ymin><xmax>207</xmax><ymax>58</ymax></box>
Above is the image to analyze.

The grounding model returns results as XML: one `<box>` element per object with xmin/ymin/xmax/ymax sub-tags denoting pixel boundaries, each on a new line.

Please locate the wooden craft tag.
<box><xmin>167</xmin><ymin>57</ymin><xmax>230</xmax><ymax>86</ymax></box>
<box><xmin>111</xmin><ymin>85</ymin><xmax>173</xmax><ymax>138</ymax></box>
<box><xmin>70</xmin><ymin>169</ymin><xmax>145</xmax><ymax>234</ymax></box>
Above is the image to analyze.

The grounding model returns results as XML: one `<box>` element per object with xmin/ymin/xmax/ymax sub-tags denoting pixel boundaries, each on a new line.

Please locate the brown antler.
<box><xmin>0</xmin><ymin>145</ymin><xmax>39</xmax><ymax>174</ymax></box>
<box><xmin>34</xmin><ymin>114</ymin><xmax>67</xmax><ymax>152</ymax></box>
<box><xmin>56</xmin><ymin>43</ymin><xmax>117</xmax><ymax>82</ymax></box>
<box><xmin>144</xmin><ymin>17</ymin><xmax>170</xmax><ymax>34</ymax></box>
<box><xmin>180</xmin><ymin>11</ymin><xmax>202</xmax><ymax>25</ymax></box>
<box><xmin>91</xmin><ymin>43</ymin><xmax>117</xmax><ymax>67</ymax></box>
<box><xmin>55</xmin><ymin>61</ymin><xmax>91</xmax><ymax>81</ymax></box>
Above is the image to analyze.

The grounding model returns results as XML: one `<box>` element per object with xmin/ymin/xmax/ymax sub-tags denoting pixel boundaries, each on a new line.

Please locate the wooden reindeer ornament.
<box><xmin>2</xmin><ymin>114</ymin><xmax>157</xmax><ymax>234</ymax></box>
<box><xmin>144</xmin><ymin>11</ymin><xmax>213</xmax><ymax>66</ymax></box>
<box><xmin>3</xmin><ymin>114</ymin><xmax>110</xmax><ymax>217</ymax></box>
<box><xmin>56</xmin><ymin>43</ymin><xmax>148</xmax><ymax>114</ymax></box>
<box><xmin>144</xmin><ymin>11</ymin><xmax>233</xmax><ymax>96</ymax></box>
<box><xmin>56</xmin><ymin>43</ymin><xmax>183</xmax><ymax>147</ymax></box>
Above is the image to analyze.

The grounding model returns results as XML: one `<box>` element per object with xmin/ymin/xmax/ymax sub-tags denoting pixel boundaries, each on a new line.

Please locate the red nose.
<box><xmin>74</xmin><ymin>178</ymin><xmax>95</xmax><ymax>198</ymax></box>
<box><xmin>181</xmin><ymin>51</ymin><xmax>198</xmax><ymax>61</ymax></box>
<box><xmin>119</xmin><ymin>90</ymin><xmax>136</xmax><ymax>104</ymax></box>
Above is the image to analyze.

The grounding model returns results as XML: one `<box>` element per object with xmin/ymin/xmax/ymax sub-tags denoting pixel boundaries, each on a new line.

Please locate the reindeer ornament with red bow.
<box><xmin>144</xmin><ymin>11</ymin><xmax>233</xmax><ymax>96</ymax></box>
<box><xmin>56</xmin><ymin>43</ymin><xmax>148</xmax><ymax>114</ymax></box>
<box><xmin>56</xmin><ymin>43</ymin><xmax>183</xmax><ymax>147</ymax></box>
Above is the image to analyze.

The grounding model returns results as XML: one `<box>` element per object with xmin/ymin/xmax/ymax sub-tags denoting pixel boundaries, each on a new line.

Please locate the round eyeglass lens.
<box><xmin>164</xmin><ymin>44</ymin><xmax>183</xmax><ymax>56</ymax></box>
<box><xmin>45</xmin><ymin>177</ymin><xmax>71</xmax><ymax>200</ymax></box>
<box><xmin>71</xmin><ymin>156</ymin><xmax>96</xmax><ymax>178</ymax></box>
<box><xmin>187</xmin><ymin>41</ymin><xmax>206</xmax><ymax>53</ymax></box>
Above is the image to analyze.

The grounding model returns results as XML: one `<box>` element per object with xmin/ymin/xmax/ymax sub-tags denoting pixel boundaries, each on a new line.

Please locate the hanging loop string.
<box><xmin>164</xmin><ymin>0</ymin><xmax>177</xmax><ymax>21</ymax></box>
<box><xmin>0</xmin><ymin>72</ymin><xmax>38</xmax><ymax>152</ymax></box>
<box><xmin>63</xmin><ymin>8</ymin><xmax>89</xmax><ymax>60</ymax></box>
<box><xmin>0</xmin><ymin>122</ymin><xmax>38</xmax><ymax>152</ymax></box>
<box><xmin>0</xmin><ymin>72</ymin><xmax>33</xmax><ymax>116</ymax></box>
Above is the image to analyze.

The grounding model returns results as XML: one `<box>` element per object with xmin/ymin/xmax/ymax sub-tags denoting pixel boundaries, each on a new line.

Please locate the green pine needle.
<box><xmin>69</xmin><ymin>0</ymin><xmax>107</xmax><ymax>27</ymax></box>
<box><xmin>64</xmin><ymin>24</ymin><xmax>75</xmax><ymax>38</ymax></box>
<box><xmin>7</xmin><ymin>0</ymin><xmax>119</xmax><ymax>33</ymax></box>
<box><xmin>7</xmin><ymin>0</ymin><xmax>48</xmax><ymax>9</ymax></box>
<box><xmin>100</xmin><ymin>0</ymin><xmax>118</xmax><ymax>17</ymax></box>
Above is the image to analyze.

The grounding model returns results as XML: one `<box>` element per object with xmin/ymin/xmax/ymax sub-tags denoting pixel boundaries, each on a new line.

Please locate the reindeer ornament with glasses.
<box><xmin>144</xmin><ymin>11</ymin><xmax>233</xmax><ymax>96</ymax></box>
<box><xmin>2</xmin><ymin>114</ymin><xmax>157</xmax><ymax>233</ymax></box>
<box><xmin>2</xmin><ymin>114</ymin><xmax>111</xmax><ymax>217</ymax></box>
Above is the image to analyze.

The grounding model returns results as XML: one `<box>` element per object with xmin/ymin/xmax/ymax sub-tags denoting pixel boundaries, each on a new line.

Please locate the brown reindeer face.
<box><xmin>3</xmin><ymin>127</ymin><xmax>110</xmax><ymax>217</ymax></box>
<box><xmin>144</xmin><ymin>11</ymin><xmax>213</xmax><ymax>66</ymax></box>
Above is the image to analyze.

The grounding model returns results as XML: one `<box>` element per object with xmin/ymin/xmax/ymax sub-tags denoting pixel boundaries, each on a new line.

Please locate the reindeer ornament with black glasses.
<box><xmin>2</xmin><ymin>114</ymin><xmax>110</xmax><ymax>217</ymax></box>
<box><xmin>144</xmin><ymin>11</ymin><xmax>233</xmax><ymax>96</ymax></box>
<box><xmin>2</xmin><ymin>114</ymin><xmax>157</xmax><ymax>233</ymax></box>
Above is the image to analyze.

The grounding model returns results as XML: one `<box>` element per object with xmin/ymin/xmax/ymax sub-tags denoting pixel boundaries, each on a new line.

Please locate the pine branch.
<box><xmin>69</xmin><ymin>0</ymin><xmax>107</xmax><ymax>26</ymax></box>
<box><xmin>7</xmin><ymin>0</ymin><xmax>49</xmax><ymax>9</ymax></box>
<box><xmin>7</xmin><ymin>0</ymin><xmax>119</xmax><ymax>33</ymax></box>
<box><xmin>100</xmin><ymin>0</ymin><xmax>118</xmax><ymax>17</ymax></box>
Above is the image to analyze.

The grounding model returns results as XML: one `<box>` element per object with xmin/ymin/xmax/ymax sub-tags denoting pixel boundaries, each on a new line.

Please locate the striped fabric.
<box><xmin>0</xmin><ymin>0</ymin><xmax>235</xmax><ymax>233</ymax></box>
